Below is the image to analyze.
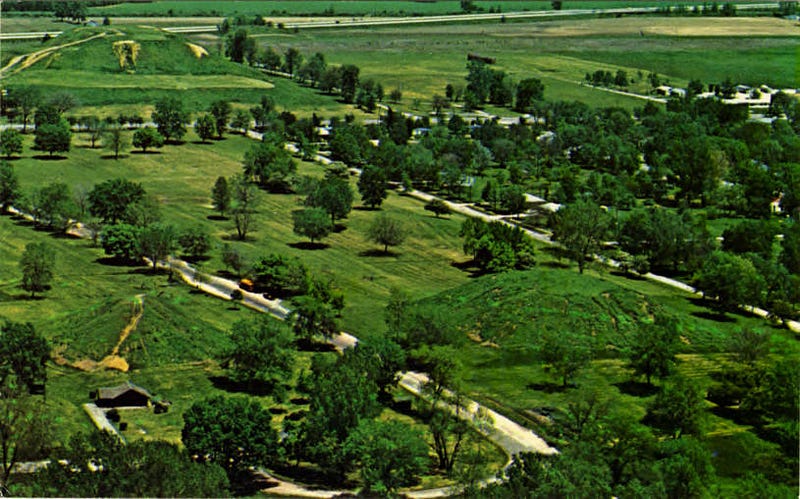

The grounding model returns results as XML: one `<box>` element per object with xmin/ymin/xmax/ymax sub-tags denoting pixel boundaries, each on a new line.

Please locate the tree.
<box><xmin>0</xmin><ymin>382</ymin><xmax>47</xmax><ymax>490</ymax></box>
<box><xmin>31</xmin><ymin>182</ymin><xmax>76</xmax><ymax>231</ymax></box>
<box><xmin>290</xmin><ymin>295</ymin><xmax>338</xmax><ymax>341</ymax></box>
<box><xmin>242</xmin><ymin>137</ymin><xmax>296</xmax><ymax>191</ymax></box>
<box><xmin>227</xmin><ymin>317</ymin><xmax>295</xmax><ymax>393</ymax></box>
<box><xmin>514</xmin><ymin>78</ymin><xmax>545</xmax><ymax>112</ymax></box>
<box><xmin>283</xmin><ymin>47</ymin><xmax>303</xmax><ymax>76</ymax></box>
<box><xmin>211</xmin><ymin>176</ymin><xmax>231</xmax><ymax>217</ymax></box>
<box><xmin>357</xmin><ymin>165</ymin><xmax>388</xmax><ymax>209</ymax></box>
<box><xmin>230</xmin><ymin>174</ymin><xmax>260</xmax><ymax>240</ymax></box>
<box><xmin>692</xmin><ymin>251</ymin><xmax>766</xmax><ymax>310</ymax></box>
<box><xmin>132</xmin><ymin>127</ymin><xmax>164</xmax><ymax>153</ymax></box>
<box><xmin>103</xmin><ymin>124</ymin><xmax>129</xmax><ymax>159</ymax></box>
<box><xmin>367</xmin><ymin>214</ymin><xmax>406</xmax><ymax>253</ymax></box>
<box><xmin>33</xmin><ymin>120</ymin><xmax>71</xmax><ymax>156</ymax></box>
<box><xmin>779</xmin><ymin>219</ymin><xmax>799</xmax><ymax>275</ymax></box>
<box><xmin>721</xmin><ymin>219</ymin><xmax>776</xmax><ymax>260</ymax></box>
<box><xmin>389</xmin><ymin>88</ymin><xmax>403</xmax><ymax>103</ymax></box>
<box><xmin>136</xmin><ymin>223</ymin><xmax>175</xmax><ymax>271</ymax></box>
<box><xmin>550</xmin><ymin>197</ymin><xmax>611</xmax><ymax>273</ymax></box>
<box><xmin>0</xmin><ymin>129</ymin><xmax>23</xmax><ymax>159</ymax></box>
<box><xmin>6</xmin><ymin>87</ymin><xmax>39</xmax><ymax>133</ymax></box>
<box><xmin>344</xmin><ymin>420</ymin><xmax>429</xmax><ymax>495</ymax></box>
<box><xmin>182</xmin><ymin>396</ymin><xmax>278</xmax><ymax>485</ymax></box>
<box><xmin>101</xmin><ymin>224</ymin><xmax>142</xmax><ymax>263</ymax></box>
<box><xmin>194</xmin><ymin>114</ymin><xmax>216</xmax><ymax>143</ymax></box>
<box><xmin>0</xmin><ymin>321</ymin><xmax>49</xmax><ymax>393</ymax></box>
<box><xmin>151</xmin><ymin>97</ymin><xmax>187</xmax><ymax>142</ymax></box>
<box><xmin>178</xmin><ymin>225</ymin><xmax>211</xmax><ymax>260</ymax></box>
<box><xmin>297</xmin><ymin>357</ymin><xmax>381</xmax><ymax>478</ymax></box>
<box><xmin>292</xmin><ymin>208</ymin><xmax>333</xmax><ymax>244</ymax></box>
<box><xmin>209</xmin><ymin>100</ymin><xmax>232</xmax><ymax>138</ymax></box>
<box><xmin>626</xmin><ymin>315</ymin><xmax>680</xmax><ymax>385</ymax></box>
<box><xmin>221</xmin><ymin>244</ymin><xmax>247</xmax><ymax>277</ymax></box>
<box><xmin>88</xmin><ymin>178</ymin><xmax>145</xmax><ymax>224</ymax></box>
<box><xmin>424</xmin><ymin>198</ymin><xmax>451</xmax><ymax>218</ymax></box>
<box><xmin>225</xmin><ymin>28</ymin><xmax>255</xmax><ymax>64</ymax></box>
<box><xmin>500</xmin><ymin>184</ymin><xmax>527</xmax><ymax>216</ymax></box>
<box><xmin>645</xmin><ymin>375</ymin><xmax>706</xmax><ymax>438</ymax></box>
<box><xmin>32</xmin><ymin>432</ymin><xmax>228</xmax><ymax>497</ymax></box>
<box><xmin>339</xmin><ymin>64</ymin><xmax>360</xmax><ymax>103</ymax></box>
<box><xmin>306</xmin><ymin>177</ymin><xmax>353</xmax><ymax>225</ymax></box>
<box><xmin>0</xmin><ymin>162</ymin><xmax>20</xmax><ymax>213</ymax></box>
<box><xmin>230</xmin><ymin>109</ymin><xmax>251</xmax><ymax>132</ymax></box>
<box><xmin>539</xmin><ymin>331</ymin><xmax>591</xmax><ymax>387</ymax></box>
<box><xmin>19</xmin><ymin>242</ymin><xmax>55</xmax><ymax>298</ymax></box>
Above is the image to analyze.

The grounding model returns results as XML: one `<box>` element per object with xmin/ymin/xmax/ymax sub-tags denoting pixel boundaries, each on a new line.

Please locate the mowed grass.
<box><xmin>9</xmin><ymin>131</ymin><xmax>471</xmax><ymax>339</ymax></box>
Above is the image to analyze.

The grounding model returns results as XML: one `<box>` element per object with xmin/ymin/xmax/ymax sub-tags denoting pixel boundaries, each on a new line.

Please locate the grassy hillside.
<box><xmin>2</xmin><ymin>25</ymin><xmax>350</xmax><ymax>114</ymax></box>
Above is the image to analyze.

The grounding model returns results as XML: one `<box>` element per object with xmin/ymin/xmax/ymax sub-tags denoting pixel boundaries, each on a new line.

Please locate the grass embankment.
<box><xmin>1</xmin><ymin>25</ymin><xmax>354</xmax><ymax>115</ymax></box>
<box><xmin>412</xmin><ymin>266</ymin><xmax>799</xmax><ymax>487</ymax></box>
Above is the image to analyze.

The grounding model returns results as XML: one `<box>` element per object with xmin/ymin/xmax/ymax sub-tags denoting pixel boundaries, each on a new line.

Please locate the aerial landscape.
<box><xmin>0</xmin><ymin>0</ymin><xmax>798</xmax><ymax>497</ymax></box>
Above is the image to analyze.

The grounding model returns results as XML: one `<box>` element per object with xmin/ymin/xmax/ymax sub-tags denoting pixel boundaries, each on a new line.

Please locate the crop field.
<box><xmin>76</xmin><ymin>0</ymin><xmax>772</xmax><ymax>17</ymax></box>
<box><xmin>242</xmin><ymin>16</ymin><xmax>799</xmax><ymax>110</ymax></box>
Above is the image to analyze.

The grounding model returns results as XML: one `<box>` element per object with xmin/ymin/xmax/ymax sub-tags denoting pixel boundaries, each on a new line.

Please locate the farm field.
<box><xmin>240</xmin><ymin>16</ymin><xmax>799</xmax><ymax>108</ymax></box>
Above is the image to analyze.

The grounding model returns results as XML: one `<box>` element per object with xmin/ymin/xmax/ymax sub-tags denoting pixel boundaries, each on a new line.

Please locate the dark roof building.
<box><xmin>95</xmin><ymin>381</ymin><xmax>153</xmax><ymax>408</ymax></box>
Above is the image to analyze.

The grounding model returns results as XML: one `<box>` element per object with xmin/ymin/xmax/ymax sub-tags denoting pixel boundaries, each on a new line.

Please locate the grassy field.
<box><xmin>239</xmin><ymin>16</ymin><xmax>799</xmax><ymax>111</ymax></box>
<box><xmin>8</xmin><ymin>131</ymin><xmax>472</xmax><ymax>338</ymax></box>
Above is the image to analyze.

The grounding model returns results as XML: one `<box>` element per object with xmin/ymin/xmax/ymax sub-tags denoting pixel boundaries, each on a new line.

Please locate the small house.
<box><xmin>94</xmin><ymin>381</ymin><xmax>152</xmax><ymax>408</ymax></box>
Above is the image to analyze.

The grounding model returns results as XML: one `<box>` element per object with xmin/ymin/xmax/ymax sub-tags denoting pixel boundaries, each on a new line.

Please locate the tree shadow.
<box><xmin>332</xmin><ymin>223</ymin><xmax>347</xmax><ymax>233</ymax></box>
<box><xmin>353</xmin><ymin>205</ymin><xmax>380</xmax><ymax>211</ymax></box>
<box><xmin>288</xmin><ymin>241</ymin><xmax>329</xmax><ymax>250</ymax></box>
<box><xmin>610</xmin><ymin>270</ymin><xmax>646</xmax><ymax>281</ymax></box>
<box><xmin>31</xmin><ymin>155</ymin><xmax>68</xmax><ymax>160</ymax></box>
<box><xmin>450</xmin><ymin>259</ymin><xmax>489</xmax><ymax>278</ymax></box>
<box><xmin>613</xmin><ymin>380</ymin><xmax>660</xmax><ymax>397</ymax></box>
<box><xmin>95</xmin><ymin>256</ymin><xmax>140</xmax><ymax>267</ymax></box>
<box><xmin>2</xmin><ymin>156</ymin><xmax>22</xmax><ymax>161</ymax></box>
<box><xmin>295</xmin><ymin>338</ymin><xmax>337</xmax><ymax>352</ymax></box>
<box><xmin>182</xmin><ymin>254</ymin><xmax>211</xmax><ymax>264</ymax></box>
<box><xmin>528</xmin><ymin>382</ymin><xmax>572</xmax><ymax>393</ymax></box>
<box><xmin>49</xmin><ymin>231</ymin><xmax>82</xmax><ymax>240</ymax></box>
<box><xmin>208</xmin><ymin>375</ymin><xmax>275</xmax><ymax>396</ymax></box>
<box><xmin>100</xmin><ymin>154</ymin><xmax>127</xmax><ymax>160</ymax></box>
<box><xmin>359</xmin><ymin>249</ymin><xmax>397</xmax><ymax>257</ymax></box>
<box><xmin>191</xmin><ymin>141</ymin><xmax>215</xmax><ymax>146</ymax></box>
<box><xmin>13</xmin><ymin>293</ymin><xmax>47</xmax><ymax>301</ymax></box>
<box><xmin>128</xmin><ymin>267</ymin><xmax>168</xmax><ymax>276</ymax></box>
<box><xmin>206</xmin><ymin>214</ymin><xmax>228</xmax><ymax>221</ymax></box>
<box><xmin>130</xmin><ymin>150</ymin><xmax>162</xmax><ymax>155</ymax></box>
<box><xmin>691</xmin><ymin>310</ymin><xmax>737</xmax><ymax>323</ymax></box>
<box><xmin>221</xmin><ymin>234</ymin><xmax>251</xmax><ymax>242</ymax></box>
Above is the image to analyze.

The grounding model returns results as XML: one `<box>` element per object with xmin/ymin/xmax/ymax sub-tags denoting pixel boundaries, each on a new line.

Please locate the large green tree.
<box><xmin>182</xmin><ymin>395</ymin><xmax>279</xmax><ymax>484</ymax></box>
<box><xmin>306</xmin><ymin>177</ymin><xmax>353</xmax><ymax>225</ymax></box>
<box><xmin>0</xmin><ymin>129</ymin><xmax>23</xmax><ymax>159</ymax></box>
<box><xmin>514</xmin><ymin>78</ymin><xmax>545</xmax><ymax>112</ymax></box>
<box><xmin>19</xmin><ymin>242</ymin><xmax>55</xmax><ymax>298</ymax></box>
<box><xmin>0</xmin><ymin>321</ymin><xmax>49</xmax><ymax>393</ymax></box>
<box><xmin>230</xmin><ymin>174</ymin><xmax>260</xmax><ymax>240</ymax></box>
<box><xmin>550</xmin><ymin>197</ymin><xmax>611</xmax><ymax>274</ymax></box>
<box><xmin>211</xmin><ymin>176</ymin><xmax>231</xmax><ymax>217</ymax></box>
<box><xmin>103</xmin><ymin>124</ymin><xmax>129</xmax><ymax>159</ymax></box>
<box><xmin>0</xmin><ymin>162</ymin><xmax>20</xmax><ymax>213</ymax></box>
<box><xmin>357</xmin><ymin>165</ymin><xmax>388</xmax><ymax>209</ymax></box>
<box><xmin>227</xmin><ymin>317</ymin><xmax>295</xmax><ymax>393</ymax></box>
<box><xmin>101</xmin><ymin>224</ymin><xmax>142</xmax><ymax>262</ymax></box>
<box><xmin>344</xmin><ymin>419</ymin><xmax>429</xmax><ymax>495</ymax></box>
<box><xmin>646</xmin><ymin>375</ymin><xmax>706</xmax><ymax>438</ymax></box>
<box><xmin>33</xmin><ymin>120</ymin><xmax>71</xmax><ymax>157</ymax></box>
<box><xmin>626</xmin><ymin>315</ymin><xmax>680</xmax><ymax>385</ymax></box>
<box><xmin>539</xmin><ymin>331</ymin><xmax>592</xmax><ymax>387</ymax></box>
<box><xmin>292</xmin><ymin>208</ymin><xmax>333</xmax><ymax>244</ymax></box>
<box><xmin>88</xmin><ymin>178</ymin><xmax>145</xmax><ymax>224</ymax></box>
<box><xmin>209</xmin><ymin>100</ymin><xmax>232</xmax><ymax>138</ymax></box>
<box><xmin>242</xmin><ymin>135</ymin><xmax>296</xmax><ymax>191</ymax></box>
<box><xmin>136</xmin><ymin>223</ymin><xmax>176</xmax><ymax>271</ymax></box>
<box><xmin>33</xmin><ymin>432</ymin><xmax>229</xmax><ymax>497</ymax></box>
<box><xmin>151</xmin><ymin>97</ymin><xmax>187</xmax><ymax>142</ymax></box>
<box><xmin>194</xmin><ymin>114</ymin><xmax>216</xmax><ymax>143</ymax></box>
<box><xmin>132</xmin><ymin>127</ymin><xmax>164</xmax><ymax>152</ymax></box>
<box><xmin>367</xmin><ymin>214</ymin><xmax>406</xmax><ymax>253</ymax></box>
<box><xmin>1</xmin><ymin>382</ymin><xmax>47</xmax><ymax>490</ymax></box>
<box><xmin>693</xmin><ymin>251</ymin><xmax>766</xmax><ymax>310</ymax></box>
